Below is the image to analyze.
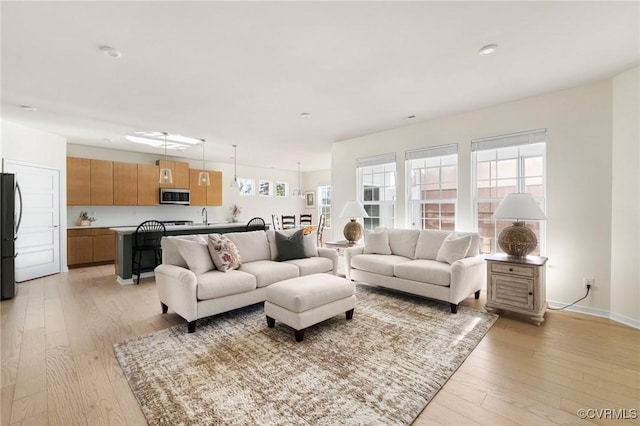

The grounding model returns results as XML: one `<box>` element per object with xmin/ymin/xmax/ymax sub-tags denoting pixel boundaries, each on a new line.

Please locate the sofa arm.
<box><xmin>317</xmin><ymin>248</ymin><xmax>339</xmax><ymax>275</ymax></box>
<box><xmin>154</xmin><ymin>264</ymin><xmax>199</xmax><ymax>322</ymax></box>
<box><xmin>344</xmin><ymin>246</ymin><xmax>365</xmax><ymax>280</ymax></box>
<box><xmin>450</xmin><ymin>256</ymin><xmax>486</xmax><ymax>305</ymax></box>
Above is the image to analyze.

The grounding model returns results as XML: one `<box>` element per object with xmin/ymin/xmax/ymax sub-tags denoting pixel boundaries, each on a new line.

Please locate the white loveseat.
<box><xmin>155</xmin><ymin>230</ymin><xmax>338</xmax><ymax>332</ymax></box>
<box><xmin>344</xmin><ymin>229</ymin><xmax>485</xmax><ymax>313</ymax></box>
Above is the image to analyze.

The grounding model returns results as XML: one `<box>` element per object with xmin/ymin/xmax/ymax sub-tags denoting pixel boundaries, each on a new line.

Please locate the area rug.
<box><xmin>114</xmin><ymin>285</ymin><xmax>497</xmax><ymax>426</ymax></box>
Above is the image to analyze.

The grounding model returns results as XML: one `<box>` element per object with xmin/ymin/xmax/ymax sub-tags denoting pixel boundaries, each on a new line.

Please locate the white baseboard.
<box><xmin>547</xmin><ymin>300</ymin><xmax>640</xmax><ymax>329</ymax></box>
<box><xmin>117</xmin><ymin>271</ymin><xmax>154</xmax><ymax>286</ymax></box>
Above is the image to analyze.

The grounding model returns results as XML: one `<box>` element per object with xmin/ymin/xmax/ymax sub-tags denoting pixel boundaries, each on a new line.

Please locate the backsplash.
<box><xmin>67</xmin><ymin>205</ymin><xmax>228</xmax><ymax>228</ymax></box>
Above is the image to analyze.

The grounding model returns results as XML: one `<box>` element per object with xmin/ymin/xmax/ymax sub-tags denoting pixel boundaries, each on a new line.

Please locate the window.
<box><xmin>472</xmin><ymin>129</ymin><xmax>546</xmax><ymax>254</ymax></box>
<box><xmin>318</xmin><ymin>185</ymin><xmax>331</xmax><ymax>228</ymax></box>
<box><xmin>406</xmin><ymin>144</ymin><xmax>458</xmax><ymax>230</ymax></box>
<box><xmin>357</xmin><ymin>153</ymin><xmax>396</xmax><ymax>230</ymax></box>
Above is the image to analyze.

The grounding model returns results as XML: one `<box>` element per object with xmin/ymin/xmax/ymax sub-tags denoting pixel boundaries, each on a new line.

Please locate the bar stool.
<box><xmin>132</xmin><ymin>220</ymin><xmax>166</xmax><ymax>284</ymax></box>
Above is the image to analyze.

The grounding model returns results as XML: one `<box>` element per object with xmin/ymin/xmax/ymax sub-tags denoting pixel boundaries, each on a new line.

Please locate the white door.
<box><xmin>3</xmin><ymin>160</ymin><xmax>61</xmax><ymax>282</ymax></box>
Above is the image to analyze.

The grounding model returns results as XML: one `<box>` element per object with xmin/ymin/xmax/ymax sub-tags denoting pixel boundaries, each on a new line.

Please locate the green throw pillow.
<box><xmin>275</xmin><ymin>230</ymin><xmax>306</xmax><ymax>261</ymax></box>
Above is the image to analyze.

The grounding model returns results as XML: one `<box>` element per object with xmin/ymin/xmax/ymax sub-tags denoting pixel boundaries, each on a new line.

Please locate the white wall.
<box><xmin>332</xmin><ymin>78</ymin><xmax>618</xmax><ymax>318</ymax></box>
<box><xmin>66</xmin><ymin>144</ymin><xmax>310</xmax><ymax>227</ymax></box>
<box><xmin>611</xmin><ymin>66</ymin><xmax>640</xmax><ymax>326</ymax></box>
<box><xmin>2</xmin><ymin>120</ymin><xmax>68</xmax><ymax>271</ymax></box>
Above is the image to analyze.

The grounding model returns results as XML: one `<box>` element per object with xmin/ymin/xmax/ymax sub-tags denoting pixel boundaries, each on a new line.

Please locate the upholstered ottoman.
<box><xmin>265</xmin><ymin>273</ymin><xmax>356</xmax><ymax>342</ymax></box>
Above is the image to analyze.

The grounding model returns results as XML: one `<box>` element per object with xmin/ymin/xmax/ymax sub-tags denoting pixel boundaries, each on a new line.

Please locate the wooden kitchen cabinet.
<box><xmin>90</xmin><ymin>159</ymin><xmax>114</xmax><ymax>205</ymax></box>
<box><xmin>113</xmin><ymin>162</ymin><xmax>138</xmax><ymax>205</ymax></box>
<box><xmin>67</xmin><ymin>228</ymin><xmax>115</xmax><ymax>267</ymax></box>
<box><xmin>189</xmin><ymin>169</ymin><xmax>223</xmax><ymax>206</ymax></box>
<box><xmin>156</xmin><ymin>160</ymin><xmax>189</xmax><ymax>189</ymax></box>
<box><xmin>67</xmin><ymin>157</ymin><xmax>91</xmax><ymax>205</ymax></box>
<box><xmin>137</xmin><ymin>164</ymin><xmax>159</xmax><ymax>205</ymax></box>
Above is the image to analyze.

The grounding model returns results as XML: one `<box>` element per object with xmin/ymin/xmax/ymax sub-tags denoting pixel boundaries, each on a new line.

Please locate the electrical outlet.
<box><xmin>583</xmin><ymin>277</ymin><xmax>595</xmax><ymax>289</ymax></box>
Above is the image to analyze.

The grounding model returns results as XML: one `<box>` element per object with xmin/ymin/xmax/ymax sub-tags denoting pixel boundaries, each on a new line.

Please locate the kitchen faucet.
<box><xmin>201</xmin><ymin>207</ymin><xmax>208</xmax><ymax>224</ymax></box>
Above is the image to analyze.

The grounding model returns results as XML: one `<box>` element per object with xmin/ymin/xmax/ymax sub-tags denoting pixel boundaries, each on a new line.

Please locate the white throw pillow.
<box><xmin>414</xmin><ymin>230</ymin><xmax>450</xmax><ymax>260</ymax></box>
<box><xmin>363</xmin><ymin>229</ymin><xmax>392</xmax><ymax>255</ymax></box>
<box><xmin>436</xmin><ymin>233</ymin><xmax>472</xmax><ymax>264</ymax></box>
<box><xmin>173</xmin><ymin>238</ymin><xmax>215</xmax><ymax>275</ymax></box>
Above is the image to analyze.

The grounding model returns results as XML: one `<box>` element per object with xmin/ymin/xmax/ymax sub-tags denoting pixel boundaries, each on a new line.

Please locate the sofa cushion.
<box><xmin>172</xmin><ymin>237</ymin><xmax>215</xmax><ymax>275</ymax></box>
<box><xmin>393</xmin><ymin>259</ymin><xmax>451</xmax><ymax>287</ymax></box>
<box><xmin>225</xmin><ymin>231</ymin><xmax>271</xmax><ymax>263</ymax></box>
<box><xmin>414</xmin><ymin>230</ymin><xmax>450</xmax><ymax>260</ymax></box>
<box><xmin>207</xmin><ymin>234</ymin><xmax>242</xmax><ymax>272</ymax></box>
<box><xmin>350</xmin><ymin>254</ymin><xmax>410</xmax><ymax>277</ymax></box>
<box><xmin>238</xmin><ymin>260</ymin><xmax>300</xmax><ymax>288</ymax></box>
<box><xmin>161</xmin><ymin>235</ymin><xmax>207</xmax><ymax>267</ymax></box>
<box><xmin>363</xmin><ymin>229</ymin><xmax>392</xmax><ymax>254</ymax></box>
<box><xmin>387</xmin><ymin>229</ymin><xmax>420</xmax><ymax>259</ymax></box>
<box><xmin>196</xmin><ymin>270</ymin><xmax>257</xmax><ymax>300</ymax></box>
<box><xmin>266</xmin><ymin>229</ymin><xmax>317</xmax><ymax>260</ymax></box>
<box><xmin>283</xmin><ymin>257</ymin><xmax>333</xmax><ymax>276</ymax></box>
<box><xmin>275</xmin><ymin>230</ymin><xmax>306</xmax><ymax>261</ymax></box>
<box><xmin>436</xmin><ymin>233</ymin><xmax>472</xmax><ymax>264</ymax></box>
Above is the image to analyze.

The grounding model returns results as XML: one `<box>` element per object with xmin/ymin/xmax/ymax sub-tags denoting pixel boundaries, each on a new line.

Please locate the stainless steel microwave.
<box><xmin>159</xmin><ymin>188</ymin><xmax>190</xmax><ymax>205</ymax></box>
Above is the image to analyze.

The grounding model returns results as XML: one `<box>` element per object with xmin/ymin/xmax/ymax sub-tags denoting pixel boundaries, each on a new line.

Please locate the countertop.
<box><xmin>109</xmin><ymin>221</ymin><xmax>247</xmax><ymax>235</ymax></box>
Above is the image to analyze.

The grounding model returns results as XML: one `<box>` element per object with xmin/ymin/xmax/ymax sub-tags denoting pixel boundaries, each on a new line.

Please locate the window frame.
<box><xmin>356</xmin><ymin>153</ymin><xmax>396</xmax><ymax>230</ymax></box>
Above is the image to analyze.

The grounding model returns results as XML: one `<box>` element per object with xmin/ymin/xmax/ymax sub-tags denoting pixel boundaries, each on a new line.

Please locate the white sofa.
<box><xmin>154</xmin><ymin>230</ymin><xmax>338</xmax><ymax>332</ymax></box>
<box><xmin>344</xmin><ymin>229</ymin><xmax>485</xmax><ymax>313</ymax></box>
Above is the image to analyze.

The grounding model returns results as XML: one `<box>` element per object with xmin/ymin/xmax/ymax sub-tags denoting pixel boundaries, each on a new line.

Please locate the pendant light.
<box><xmin>159</xmin><ymin>132</ymin><xmax>173</xmax><ymax>184</ymax></box>
<box><xmin>292</xmin><ymin>161</ymin><xmax>304</xmax><ymax>198</ymax></box>
<box><xmin>230</xmin><ymin>144</ymin><xmax>239</xmax><ymax>189</ymax></box>
<box><xmin>198</xmin><ymin>139</ymin><xmax>210</xmax><ymax>186</ymax></box>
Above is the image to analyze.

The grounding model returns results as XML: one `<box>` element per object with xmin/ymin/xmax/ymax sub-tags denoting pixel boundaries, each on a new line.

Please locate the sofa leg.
<box><xmin>294</xmin><ymin>329</ymin><xmax>305</xmax><ymax>342</ymax></box>
<box><xmin>474</xmin><ymin>290</ymin><xmax>481</xmax><ymax>299</ymax></box>
<box><xmin>161</xmin><ymin>302</ymin><xmax>168</xmax><ymax>314</ymax></box>
<box><xmin>346</xmin><ymin>308</ymin><xmax>354</xmax><ymax>320</ymax></box>
<box><xmin>187</xmin><ymin>321</ymin><xmax>196</xmax><ymax>333</ymax></box>
<box><xmin>450</xmin><ymin>303</ymin><xmax>458</xmax><ymax>314</ymax></box>
<box><xmin>266</xmin><ymin>316</ymin><xmax>275</xmax><ymax>328</ymax></box>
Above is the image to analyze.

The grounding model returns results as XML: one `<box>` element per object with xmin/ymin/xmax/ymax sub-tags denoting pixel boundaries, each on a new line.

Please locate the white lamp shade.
<box><xmin>492</xmin><ymin>193</ymin><xmax>546</xmax><ymax>221</ymax></box>
<box><xmin>230</xmin><ymin>177</ymin><xmax>239</xmax><ymax>189</ymax></box>
<box><xmin>340</xmin><ymin>201</ymin><xmax>369</xmax><ymax>219</ymax></box>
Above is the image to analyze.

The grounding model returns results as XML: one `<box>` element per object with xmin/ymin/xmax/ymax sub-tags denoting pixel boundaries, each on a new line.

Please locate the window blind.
<box><xmin>471</xmin><ymin>129</ymin><xmax>546</xmax><ymax>151</ymax></box>
<box><xmin>356</xmin><ymin>153</ymin><xmax>396</xmax><ymax>168</ymax></box>
<box><xmin>405</xmin><ymin>143</ymin><xmax>458</xmax><ymax>160</ymax></box>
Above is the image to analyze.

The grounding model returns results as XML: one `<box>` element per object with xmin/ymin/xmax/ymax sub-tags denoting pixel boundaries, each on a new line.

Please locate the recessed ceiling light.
<box><xmin>407</xmin><ymin>115</ymin><xmax>416</xmax><ymax>119</ymax></box>
<box><xmin>300</xmin><ymin>113</ymin><xmax>311</xmax><ymax>118</ymax></box>
<box><xmin>19</xmin><ymin>105</ymin><xmax>37</xmax><ymax>112</ymax></box>
<box><xmin>479</xmin><ymin>44</ymin><xmax>498</xmax><ymax>55</ymax></box>
<box><xmin>100</xmin><ymin>46</ymin><xmax>122</xmax><ymax>58</ymax></box>
<box><xmin>125</xmin><ymin>131</ymin><xmax>201</xmax><ymax>150</ymax></box>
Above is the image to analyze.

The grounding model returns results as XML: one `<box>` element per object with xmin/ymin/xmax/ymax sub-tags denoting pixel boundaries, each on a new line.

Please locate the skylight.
<box><xmin>125</xmin><ymin>131</ymin><xmax>202</xmax><ymax>150</ymax></box>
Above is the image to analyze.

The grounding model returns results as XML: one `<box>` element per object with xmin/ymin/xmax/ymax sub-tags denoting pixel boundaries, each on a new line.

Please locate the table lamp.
<box><xmin>492</xmin><ymin>192</ymin><xmax>546</xmax><ymax>258</ymax></box>
<box><xmin>339</xmin><ymin>201</ymin><xmax>369</xmax><ymax>243</ymax></box>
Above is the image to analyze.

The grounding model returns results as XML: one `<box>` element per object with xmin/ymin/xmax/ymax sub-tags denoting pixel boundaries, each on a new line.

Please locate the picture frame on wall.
<box><xmin>305</xmin><ymin>191</ymin><xmax>315</xmax><ymax>208</ymax></box>
<box><xmin>239</xmin><ymin>178</ymin><xmax>255</xmax><ymax>196</ymax></box>
<box><xmin>258</xmin><ymin>180</ymin><xmax>272</xmax><ymax>196</ymax></box>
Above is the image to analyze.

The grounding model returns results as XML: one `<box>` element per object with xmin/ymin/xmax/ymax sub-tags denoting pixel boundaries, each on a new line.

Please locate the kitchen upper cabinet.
<box><xmin>189</xmin><ymin>169</ymin><xmax>223</xmax><ymax>206</ymax></box>
<box><xmin>90</xmin><ymin>159</ymin><xmax>113</xmax><ymax>205</ymax></box>
<box><xmin>137</xmin><ymin>164</ymin><xmax>159</xmax><ymax>206</ymax></box>
<box><xmin>113</xmin><ymin>162</ymin><xmax>138</xmax><ymax>205</ymax></box>
<box><xmin>67</xmin><ymin>157</ymin><xmax>91</xmax><ymax>205</ymax></box>
<box><xmin>156</xmin><ymin>160</ymin><xmax>189</xmax><ymax>189</ymax></box>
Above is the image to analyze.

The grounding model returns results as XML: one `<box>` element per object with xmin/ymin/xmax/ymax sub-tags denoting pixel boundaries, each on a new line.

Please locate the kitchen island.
<box><xmin>110</xmin><ymin>222</ymin><xmax>259</xmax><ymax>285</ymax></box>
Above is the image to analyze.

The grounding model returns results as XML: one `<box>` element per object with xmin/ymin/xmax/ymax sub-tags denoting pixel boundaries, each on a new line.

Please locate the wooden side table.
<box><xmin>485</xmin><ymin>253</ymin><xmax>548</xmax><ymax>325</ymax></box>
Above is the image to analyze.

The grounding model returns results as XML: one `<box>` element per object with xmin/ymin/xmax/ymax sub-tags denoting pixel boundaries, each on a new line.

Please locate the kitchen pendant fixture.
<box><xmin>292</xmin><ymin>162</ymin><xmax>304</xmax><ymax>198</ymax></box>
<box><xmin>230</xmin><ymin>144</ymin><xmax>239</xmax><ymax>189</ymax></box>
<box><xmin>198</xmin><ymin>139</ymin><xmax>210</xmax><ymax>186</ymax></box>
<box><xmin>159</xmin><ymin>132</ymin><xmax>173</xmax><ymax>184</ymax></box>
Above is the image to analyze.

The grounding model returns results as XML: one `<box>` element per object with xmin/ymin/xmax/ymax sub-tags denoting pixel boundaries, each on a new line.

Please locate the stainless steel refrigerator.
<box><xmin>1</xmin><ymin>173</ymin><xmax>22</xmax><ymax>300</ymax></box>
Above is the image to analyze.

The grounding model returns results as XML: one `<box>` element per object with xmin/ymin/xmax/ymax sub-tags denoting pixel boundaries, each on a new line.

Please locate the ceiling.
<box><xmin>2</xmin><ymin>1</ymin><xmax>638</xmax><ymax>171</ymax></box>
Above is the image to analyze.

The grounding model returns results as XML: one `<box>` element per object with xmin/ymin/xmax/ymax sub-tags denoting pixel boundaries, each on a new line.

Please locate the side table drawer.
<box><xmin>491</xmin><ymin>262</ymin><xmax>535</xmax><ymax>278</ymax></box>
<box><xmin>490</xmin><ymin>275</ymin><xmax>534</xmax><ymax>310</ymax></box>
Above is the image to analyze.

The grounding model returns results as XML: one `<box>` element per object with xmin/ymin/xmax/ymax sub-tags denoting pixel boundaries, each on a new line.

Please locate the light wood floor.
<box><xmin>1</xmin><ymin>265</ymin><xmax>638</xmax><ymax>426</ymax></box>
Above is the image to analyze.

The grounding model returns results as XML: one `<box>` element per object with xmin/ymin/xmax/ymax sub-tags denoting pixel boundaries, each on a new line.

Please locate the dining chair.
<box><xmin>132</xmin><ymin>220</ymin><xmax>166</xmax><ymax>285</ymax></box>
<box><xmin>271</xmin><ymin>214</ymin><xmax>282</xmax><ymax>231</ymax></box>
<box><xmin>281</xmin><ymin>215</ymin><xmax>296</xmax><ymax>229</ymax></box>
<box><xmin>299</xmin><ymin>214</ymin><xmax>312</xmax><ymax>226</ymax></box>
<box><xmin>246</xmin><ymin>217</ymin><xmax>266</xmax><ymax>231</ymax></box>
<box><xmin>316</xmin><ymin>214</ymin><xmax>326</xmax><ymax>246</ymax></box>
